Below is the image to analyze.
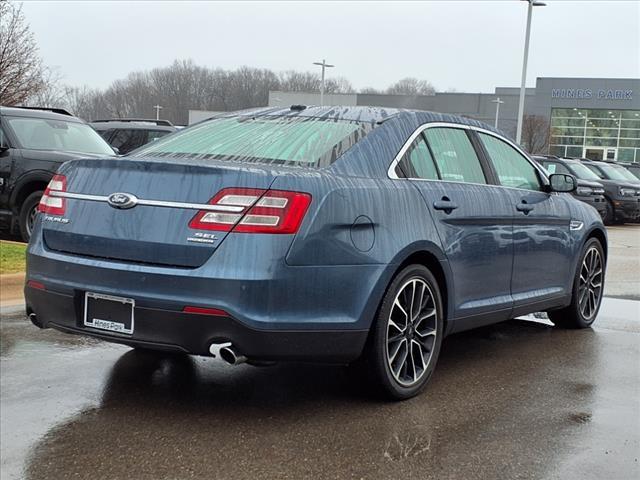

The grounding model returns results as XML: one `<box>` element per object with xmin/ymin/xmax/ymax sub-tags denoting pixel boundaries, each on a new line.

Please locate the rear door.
<box><xmin>474</xmin><ymin>131</ymin><xmax>572</xmax><ymax>310</ymax></box>
<box><xmin>397</xmin><ymin>125</ymin><xmax>515</xmax><ymax>327</ymax></box>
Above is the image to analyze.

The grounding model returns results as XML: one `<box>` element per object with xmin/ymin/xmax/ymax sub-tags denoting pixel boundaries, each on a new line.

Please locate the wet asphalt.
<box><xmin>1</xmin><ymin>297</ymin><xmax>638</xmax><ymax>480</ymax></box>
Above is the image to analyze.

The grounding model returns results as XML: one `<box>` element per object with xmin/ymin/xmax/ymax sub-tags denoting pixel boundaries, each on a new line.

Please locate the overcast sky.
<box><xmin>21</xmin><ymin>0</ymin><xmax>640</xmax><ymax>93</ymax></box>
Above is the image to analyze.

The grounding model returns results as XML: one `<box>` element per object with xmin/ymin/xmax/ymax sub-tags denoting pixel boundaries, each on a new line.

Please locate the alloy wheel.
<box><xmin>578</xmin><ymin>247</ymin><xmax>603</xmax><ymax>320</ymax></box>
<box><xmin>386</xmin><ymin>278</ymin><xmax>438</xmax><ymax>387</ymax></box>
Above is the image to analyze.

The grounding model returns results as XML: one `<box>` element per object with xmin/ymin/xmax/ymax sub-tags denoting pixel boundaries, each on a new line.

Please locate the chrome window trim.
<box><xmin>387</xmin><ymin>122</ymin><xmax>551</xmax><ymax>190</ymax></box>
<box><xmin>49</xmin><ymin>191</ymin><xmax>245</xmax><ymax>213</ymax></box>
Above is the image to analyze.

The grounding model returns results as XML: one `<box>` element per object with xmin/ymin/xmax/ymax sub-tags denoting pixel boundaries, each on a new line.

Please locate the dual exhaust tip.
<box><xmin>209</xmin><ymin>342</ymin><xmax>247</xmax><ymax>365</ymax></box>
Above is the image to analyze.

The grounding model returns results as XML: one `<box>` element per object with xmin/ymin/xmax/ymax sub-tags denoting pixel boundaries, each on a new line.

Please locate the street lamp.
<box><xmin>313</xmin><ymin>59</ymin><xmax>334</xmax><ymax>106</ymax></box>
<box><xmin>153</xmin><ymin>104</ymin><xmax>163</xmax><ymax>121</ymax></box>
<box><xmin>515</xmin><ymin>0</ymin><xmax>546</xmax><ymax>145</ymax></box>
<box><xmin>491</xmin><ymin>97</ymin><xmax>505</xmax><ymax>129</ymax></box>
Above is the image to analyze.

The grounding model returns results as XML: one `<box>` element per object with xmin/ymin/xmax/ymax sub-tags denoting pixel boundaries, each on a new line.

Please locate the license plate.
<box><xmin>84</xmin><ymin>292</ymin><xmax>135</xmax><ymax>335</ymax></box>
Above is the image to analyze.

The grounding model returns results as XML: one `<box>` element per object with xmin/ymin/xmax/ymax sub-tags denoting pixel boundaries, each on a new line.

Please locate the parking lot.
<box><xmin>1</xmin><ymin>226</ymin><xmax>638</xmax><ymax>480</ymax></box>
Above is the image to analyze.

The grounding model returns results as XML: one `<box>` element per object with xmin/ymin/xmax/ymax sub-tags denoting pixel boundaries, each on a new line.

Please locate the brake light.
<box><xmin>189</xmin><ymin>188</ymin><xmax>311</xmax><ymax>234</ymax></box>
<box><xmin>38</xmin><ymin>174</ymin><xmax>67</xmax><ymax>215</ymax></box>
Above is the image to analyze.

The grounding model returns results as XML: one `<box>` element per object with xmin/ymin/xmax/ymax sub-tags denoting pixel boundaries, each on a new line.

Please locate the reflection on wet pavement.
<box><xmin>1</xmin><ymin>298</ymin><xmax>639</xmax><ymax>480</ymax></box>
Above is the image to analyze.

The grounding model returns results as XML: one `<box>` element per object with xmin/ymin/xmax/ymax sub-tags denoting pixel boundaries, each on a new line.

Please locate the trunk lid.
<box><xmin>43</xmin><ymin>157</ymin><xmax>278</xmax><ymax>267</ymax></box>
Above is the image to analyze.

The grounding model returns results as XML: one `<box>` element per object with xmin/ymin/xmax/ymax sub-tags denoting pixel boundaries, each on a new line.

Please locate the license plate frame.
<box><xmin>83</xmin><ymin>292</ymin><xmax>135</xmax><ymax>335</ymax></box>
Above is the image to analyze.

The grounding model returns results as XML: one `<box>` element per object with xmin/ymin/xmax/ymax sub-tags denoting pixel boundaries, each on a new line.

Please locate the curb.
<box><xmin>0</xmin><ymin>303</ymin><xmax>25</xmax><ymax>316</ymax></box>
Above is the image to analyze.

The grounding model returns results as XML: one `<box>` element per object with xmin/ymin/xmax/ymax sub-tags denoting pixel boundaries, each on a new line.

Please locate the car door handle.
<box><xmin>516</xmin><ymin>202</ymin><xmax>534</xmax><ymax>214</ymax></box>
<box><xmin>433</xmin><ymin>198</ymin><xmax>458</xmax><ymax>213</ymax></box>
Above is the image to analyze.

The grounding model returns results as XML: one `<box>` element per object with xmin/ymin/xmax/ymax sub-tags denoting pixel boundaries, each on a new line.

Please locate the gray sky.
<box><xmin>21</xmin><ymin>0</ymin><xmax>640</xmax><ymax>93</ymax></box>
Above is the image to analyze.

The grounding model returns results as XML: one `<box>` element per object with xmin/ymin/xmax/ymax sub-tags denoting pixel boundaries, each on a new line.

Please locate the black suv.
<box><xmin>0</xmin><ymin>106</ymin><xmax>116</xmax><ymax>240</ymax></box>
<box><xmin>578</xmin><ymin>159</ymin><xmax>640</xmax><ymax>224</ymax></box>
<box><xmin>90</xmin><ymin>119</ymin><xmax>176</xmax><ymax>155</ymax></box>
<box><xmin>533</xmin><ymin>156</ymin><xmax>607</xmax><ymax>220</ymax></box>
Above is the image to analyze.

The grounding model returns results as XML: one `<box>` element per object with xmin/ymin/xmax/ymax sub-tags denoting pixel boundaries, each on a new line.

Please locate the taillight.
<box><xmin>38</xmin><ymin>174</ymin><xmax>67</xmax><ymax>215</ymax></box>
<box><xmin>189</xmin><ymin>188</ymin><xmax>311</xmax><ymax>234</ymax></box>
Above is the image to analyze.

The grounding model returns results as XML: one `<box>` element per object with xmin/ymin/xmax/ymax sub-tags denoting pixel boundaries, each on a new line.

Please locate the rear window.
<box><xmin>132</xmin><ymin>116</ymin><xmax>370</xmax><ymax>168</ymax></box>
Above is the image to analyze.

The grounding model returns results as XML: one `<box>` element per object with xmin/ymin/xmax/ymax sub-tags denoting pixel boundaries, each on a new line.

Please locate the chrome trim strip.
<box><xmin>50</xmin><ymin>191</ymin><xmax>245</xmax><ymax>213</ymax></box>
<box><xmin>386</xmin><ymin>122</ymin><xmax>550</xmax><ymax>185</ymax></box>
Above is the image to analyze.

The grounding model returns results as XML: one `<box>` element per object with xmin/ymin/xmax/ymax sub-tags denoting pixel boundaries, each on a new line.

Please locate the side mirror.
<box><xmin>549</xmin><ymin>173</ymin><xmax>577</xmax><ymax>193</ymax></box>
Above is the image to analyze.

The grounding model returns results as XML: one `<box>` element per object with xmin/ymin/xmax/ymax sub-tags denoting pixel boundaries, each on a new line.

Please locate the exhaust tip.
<box><xmin>208</xmin><ymin>342</ymin><xmax>247</xmax><ymax>365</ymax></box>
<box><xmin>28</xmin><ymin>312</ymin><xmax>45</xmax><ymax>329</ymax></box>
<box><xmin>219</xmin><ymin>346</ymin><xmax>247</xmax><ymax>365</ymax></box>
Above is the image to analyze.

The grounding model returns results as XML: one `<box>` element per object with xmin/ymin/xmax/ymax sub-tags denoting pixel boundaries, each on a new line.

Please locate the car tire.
<box><xmin>18</xmin><ymin>190</ymin><xmax>43</xmax><ymax>242</ymax></box>
<box><xmin>602</xmin><ymin>198</ymin><xmax>615</xmax><ymax>226</ymax></box>
<box><xmin>363</xmin><ymin>264</ymin><xmax>444</xmax><ymax>400</ymax></box>
<box><xmin>548</xmin><ymin>238</ymin><xmax>605</xmax><ymax>329</ymax></box>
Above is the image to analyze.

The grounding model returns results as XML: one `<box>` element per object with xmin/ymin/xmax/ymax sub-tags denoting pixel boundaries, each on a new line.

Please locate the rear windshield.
<box><xmin>5</xmin><ymin>116</ymin><xmax>115</xmax><ymax>155</ymax></box>
<box><xmin>132</xmin><ymin>116</ymin><xmax>370</xmax><ymax>168</ymax></box>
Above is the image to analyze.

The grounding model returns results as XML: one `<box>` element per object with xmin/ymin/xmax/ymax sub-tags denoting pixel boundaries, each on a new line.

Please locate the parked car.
<box><xmin>579</xmin><ymin>159</ymin><xmax>640</xmax><ymax>224</ymax></box>
<box><xmin>0</xmin><ymin>106</ymin><xmax>116</xmax><ymax>241</ymax></box>
<box><xmin>533</xmin><ymin>156</ymin><xmax>607</xmax><ymax>220</ymax></box>
<box><xmin>26</xmin><ymin>106</ymin><xmax>607</xmax><ymax>400</ymax></box>
<box><xmin>90</xmin><ymin>119</ymin><xmax>177</xmax><ymax>155</ymax></box>
<box><xmin>620</xmin><ymin>162</ymin><xmax>640</xmax><ymax>180</ymax></box>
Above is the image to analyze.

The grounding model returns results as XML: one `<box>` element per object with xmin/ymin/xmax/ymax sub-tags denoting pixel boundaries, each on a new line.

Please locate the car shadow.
<box><xmin>25</xmin><ymin>318</ymin><xmax>601</xmax><ymax>480</ymax></box>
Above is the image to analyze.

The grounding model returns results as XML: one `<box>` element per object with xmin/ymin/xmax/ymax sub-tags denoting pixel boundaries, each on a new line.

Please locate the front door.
<box><xmin>475</xmin><ymin>131</ymin><xmax>573</xmax><ymax>311</ymax></box>
<box><xmin>397</xmin><ymin>126</ymin><xmax>515</xmax><ymax>326</ymax></box>
<box><xmin>584</xmin><ymin>147</ymin><xmax>616</xmax><ymax>161</ymax></box>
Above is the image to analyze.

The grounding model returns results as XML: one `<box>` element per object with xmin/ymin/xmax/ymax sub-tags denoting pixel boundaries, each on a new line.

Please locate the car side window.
<box><xmin>399</xmin><ymin>135</ymin><xmax>439</xmax><ymax>180</ymax></box>
<box><xmin>478</xmin><ymin>133</ymin><xmax>541</xmax><ymax>191</ymax></box>
<box><xmin>586</xmin><ymin>165</ymin><xmax>605</xmax><ymax>179</ymax></box>
<box><xmin>423</xmin><ymin>127</ymin><xmax>486</xmax><ymax>184</ymax></box>
<box><xmin>147</xmin><ymin>130</ymin><xmax>170</xmax><ymax>143</ymax></box>
<box><xmin>110</xmin><ymin>129</ymin><xmax>145</xmax><ymax>154</ymax></box>
<box><xmin>542</xmin><ymin>161</ymin><xmax>570</xmax><ymax>175</ymax></box>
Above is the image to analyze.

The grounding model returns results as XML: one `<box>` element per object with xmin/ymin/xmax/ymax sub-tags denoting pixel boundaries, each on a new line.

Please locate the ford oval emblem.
<box><xmin>107</xmin><ymin>192</ymin><xmax>138</xmax><ymax>209</ymax></box>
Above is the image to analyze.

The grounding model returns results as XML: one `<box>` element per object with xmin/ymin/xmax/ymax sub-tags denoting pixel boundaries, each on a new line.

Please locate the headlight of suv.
<box><xmin>576</xmin><ymin>186</ymin><xmax>593</xmax><ymax>196</ymax></box>
<box><xmin>619</xmin><ymin>187</ymin><xmax>637</xmax><ymax>197</ymax></box>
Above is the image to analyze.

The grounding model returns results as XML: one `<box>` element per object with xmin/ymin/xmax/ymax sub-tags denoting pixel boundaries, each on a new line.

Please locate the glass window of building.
<box><xmin>549</xmin><ymin>108</ymin><xmax>640</xmax><ymax>162</ymax></box>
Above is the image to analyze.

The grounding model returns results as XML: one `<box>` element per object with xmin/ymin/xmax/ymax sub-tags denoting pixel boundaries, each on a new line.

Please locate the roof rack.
<box><xmin>92</xmin><ymin>118</ymin><xmax>174</xmax><ymax>127</ymax></box>
<box><xmin>10</xmin><ymin>106</ymin><xmax>73</xmax><ymax>116</ymax></box>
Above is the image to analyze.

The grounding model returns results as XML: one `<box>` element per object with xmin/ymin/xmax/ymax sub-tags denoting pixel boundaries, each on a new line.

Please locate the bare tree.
<box><xmin>521</xmin><ymin>115</ymin><xmax>550</xmax><ymax>154</ymax></box>
<box><xmin>359</xmin><ymin>87</ymin><xmax>383</xmax><ymax>94</ymax></box>
<box><xmin>0</xmin><ymin>1</ymin><xmax>45</xmax><ymax>104</ymax></box>
<box><xmin>24</xmin><ymin>67</ymin><xmax>65</xmax><ymax>108</ymax></box>
<box><xmin>385</xmin><ymin>77</ymin><xmax>435</xmax><ymax>96</ymax></box>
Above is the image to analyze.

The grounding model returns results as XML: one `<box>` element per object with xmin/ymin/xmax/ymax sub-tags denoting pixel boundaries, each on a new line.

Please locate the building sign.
<box><xmin>551</xmin><ymin>88</ymin><xmax>633</xmax><ymax>100</ymax></box>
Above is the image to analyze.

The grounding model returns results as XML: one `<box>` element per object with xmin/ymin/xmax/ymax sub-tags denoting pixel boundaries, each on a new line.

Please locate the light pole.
<box><xmin>492</xmin><ymin>97</ymin><xmax>505</xmax><ymax>129</ymax></box>
<box><xmin>313</xmin><ymin>59</ymin><xmax>334</xmax><ymax>106</ymax></box>
<box><xmin>515</xmin><ymin>0</ymin><xmax>546</xmax><ymax>145</ymax></box>
<box><xmin>153</xmin><ymin>104</ymin><xmax>163</xmax><ymax>120</ymax></box>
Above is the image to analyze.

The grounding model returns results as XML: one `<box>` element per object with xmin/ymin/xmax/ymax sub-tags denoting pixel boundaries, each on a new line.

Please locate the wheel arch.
<box><xmin>10</xmin><ymin>171</ymin><xmax>52</xmax><ymax>212</ymax></box>
<box><xmin>585</xmin><ymin>226</ymin><xmax>608</xmax><ymax>262</ymax></box>
<box><xmin>380</xmin><ymin>242</ymin><xmax>453</xmax><ymax>335</ymax></box>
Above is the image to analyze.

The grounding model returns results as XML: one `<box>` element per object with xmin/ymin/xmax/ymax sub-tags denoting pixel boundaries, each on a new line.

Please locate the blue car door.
<box><xmin>393</xmin><ymin>125</ymin><xmax>514</xmax><ymax>330</ymax></box>
<box><xmin>474</xmin><ymin>131</ymin><xmax>573</xmax><ymax>313</ymax></box>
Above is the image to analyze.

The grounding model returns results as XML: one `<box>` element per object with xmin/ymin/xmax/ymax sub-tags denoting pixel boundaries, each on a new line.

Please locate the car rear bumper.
<box><xmin>25</xmin><ymin>285</ymin><xmax>369</xmax><ymax>362</ymax></box>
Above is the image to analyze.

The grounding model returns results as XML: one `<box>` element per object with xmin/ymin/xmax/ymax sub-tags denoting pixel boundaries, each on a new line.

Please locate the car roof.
<box><xmin>202</xmin><ymin>105</ymin><xmax>502</xmax><ymax>135</ymax></box>
<box><xmin>90</xmin><ymin>121</ymin><xmax>176</xmax><ymax>131</ymax></box>
<box><xmin>0</xmin><ymin>106</ymin><xmax>84</xmax><ymax>123</ymax></box>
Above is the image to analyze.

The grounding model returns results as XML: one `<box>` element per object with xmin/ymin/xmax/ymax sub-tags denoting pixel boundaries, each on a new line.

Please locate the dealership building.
<box><xmin>267</xmin><ymin>77</ymin><xmax>640</xmax><ymax>162</ymax></box>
